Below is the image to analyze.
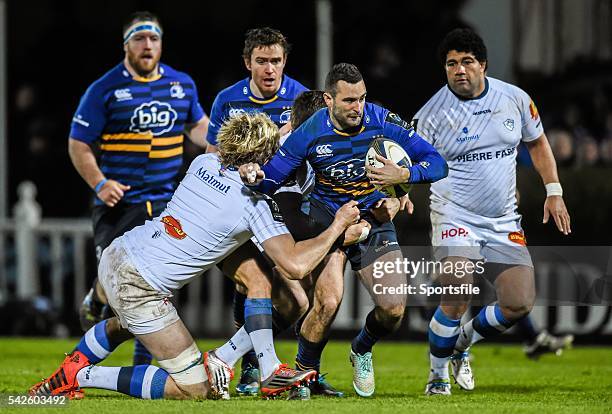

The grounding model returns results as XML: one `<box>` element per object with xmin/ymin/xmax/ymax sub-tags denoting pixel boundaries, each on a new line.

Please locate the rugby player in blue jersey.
<box><xmin>239</xmin><ymin>63</ymin><xmax>448</xmax><ymax>397</ymax></box>
<box><xmin>69</xmin><ymin>11</ymin><xmax>209</xmax><ymax>365</ymax></box>
<box><xmin>205</xmin><ymin>27</ymin><xmax>313</xmax><ymax>395</ymax></box>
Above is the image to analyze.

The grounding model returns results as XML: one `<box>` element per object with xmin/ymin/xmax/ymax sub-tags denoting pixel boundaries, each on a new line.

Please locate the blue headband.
<box><xmin>123</xmin><ymin>22</ymin><xmax>163</xmax><ymax>43</ymax></box>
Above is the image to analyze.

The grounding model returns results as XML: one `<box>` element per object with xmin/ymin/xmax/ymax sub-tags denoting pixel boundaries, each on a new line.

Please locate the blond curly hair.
<box><xmin>216</xmin><ymin>112</ymin><xmax>280</xmax><ymax>167</ymax></box>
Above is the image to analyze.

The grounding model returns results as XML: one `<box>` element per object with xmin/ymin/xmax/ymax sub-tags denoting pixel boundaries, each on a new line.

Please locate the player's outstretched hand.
<box><xmin>343</xmin><ymin>219</ymin><xmax>371</xmax><ymax>246</ymax></box>
<box><xmin>367</xmin><ymin>154</ymin><xmax>410</xmax><ymax>186</ymax></box>
<box><xmin>543</xmin><ymin>195</ymin><xmax>571</xmax><ymax>235</ymax></box>
<box><xmin>238</xmin><ymin>163</ymin><xmax>265</xmax><ymax>185</ymax></box>
<box><xmin>370</xmin><ymin>198</ymin><xmax>401</xmax><ymax>222</ymax></box>
<box><xmin>334</xmin><ymin>200</ymin><xmax>360</xmax><ymax>228</ymax></box>
<box><xmin>97</xmin><ymin>179</ymin><xmax>130</xmax><ymax>207</ymax></box>
<box><xmin>399</xmin><ymin>194</ymin><xmax>414</xmax><ymax>214</ymax></box>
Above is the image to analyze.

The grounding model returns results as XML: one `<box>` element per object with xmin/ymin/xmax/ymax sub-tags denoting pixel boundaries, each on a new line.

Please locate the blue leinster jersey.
<box><xmin>257</xmin><ymin>102</ymin><xmax>448</xmax><ymax>213</ymax></box>
<box><xmin>206</xmin><ymin>75</ymin><xmax>308</xmax><ymax>145</ymax></box>
<box><xmin>70</xmin><ymin>63</ymin><xmax>206</xmax><ymax>205</ymax></box>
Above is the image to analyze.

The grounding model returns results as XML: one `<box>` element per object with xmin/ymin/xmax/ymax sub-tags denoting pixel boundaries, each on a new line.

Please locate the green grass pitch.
<box><xmin>0</xmin><ymin>338</ymin><xmax>610</xmax><ymax>413</ymax></box>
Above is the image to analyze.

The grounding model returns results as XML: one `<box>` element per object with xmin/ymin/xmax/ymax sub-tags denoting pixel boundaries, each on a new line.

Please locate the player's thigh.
<box><xmin>220</xmin><ymin>241</ymin><xmax>273</xmax><ymax>292</ymax></box>
<box><xmin>99</xmin><ymin>240</ymin><xmax>180</xmax><ymax>340</ymax></box>
<box><xmin>357</xmin><ymin>249</ymin><xmax>407</xmax><ymax>308</ymax></box>
<box><xmin>494</xmin><ymin>264</ymin><xmax>535</xmax><ymax>311</ymax></box>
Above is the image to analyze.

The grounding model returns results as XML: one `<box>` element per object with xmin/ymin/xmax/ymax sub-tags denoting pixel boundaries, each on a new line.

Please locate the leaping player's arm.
<box><xmin>68</xmin><ymin>83</ymin><xmax>129</xmax><ymax>207</ymax></box>
<box><xmin>525</xmin><ymin>133</ymin><xmax>571</xmax><ymax>235</ymax></box>
<box><xmin>379</xmin><ymin>112</ymin><xmax>448</xmax><ymax>184</ymax></box>
<box><xmin>262</xmin><ymin>200</ymin><xmax>360</xmax><ymax>279</ymax></box>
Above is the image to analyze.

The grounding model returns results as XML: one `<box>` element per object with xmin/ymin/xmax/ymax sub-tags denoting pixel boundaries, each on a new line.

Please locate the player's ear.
<box><xmin>244</xmin><ymin>57</ymin><xmax>252</xmax><ymax>71</ymax></box>
<box><xmin>323</xmin><ymin>92</ymin><xmax>334</xmax><ymax>107</ymax></box>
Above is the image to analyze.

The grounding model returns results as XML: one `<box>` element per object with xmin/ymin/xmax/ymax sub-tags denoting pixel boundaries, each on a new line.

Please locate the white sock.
<box><xmin>76</xmin><ymin>365</ymin><xmax>121</xmax><ymax>390</ymax></box>
<box><xmin>248</xmin><ymin>328</ymin><xmax>281</xmax><ymax>380</ymax></box>
<box><xmin>215</xmin><ymin>326</ymin><xmax>253</xmax><ymax>367</ymax></box>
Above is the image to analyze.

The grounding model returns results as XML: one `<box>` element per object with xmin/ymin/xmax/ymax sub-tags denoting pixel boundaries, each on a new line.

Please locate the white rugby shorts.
<box><xmin>98</xmin><ymin>239</ymin><xmax>180</xmax><ymax>335</ymax></box>
<box><xmin>430</xmin><ymin>205</ymin><xmax>532</xmax><ymax>267</ymax></box>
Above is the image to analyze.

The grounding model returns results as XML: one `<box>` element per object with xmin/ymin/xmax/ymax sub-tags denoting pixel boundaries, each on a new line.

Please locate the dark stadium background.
<box><xmin>3</xmin><ymin>0</ymin><xmax>612</xmax><ymax>340</ymax></box>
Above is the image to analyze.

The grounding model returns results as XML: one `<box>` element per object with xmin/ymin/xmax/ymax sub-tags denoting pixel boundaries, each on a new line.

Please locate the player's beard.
<box><xmin>127</xmin><ymin>53</ymin><xmax>159</xmax><ymax>78</ymax></box>
<box><xmin>332</xmin><ymin>106</ymin><xmax>362</xmax><ymax>130</ymax></box>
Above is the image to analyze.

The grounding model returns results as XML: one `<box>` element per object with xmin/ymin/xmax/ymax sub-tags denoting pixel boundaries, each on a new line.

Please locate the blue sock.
<box><xmin>77</xmin><ymin>364</ymin><xmax>168</xmax><ymax>399</ymax></box>
<box><xmin>455</xmin><ymin>303</ymin><xmax>515</xmax><ymax>352</ymax></box>
<box><xmin>351</xmin><ymin>310</ymin><xmax>392</xmax><ymax>355</ymax></box>
<box><xmin>133</xmin><ymin>339</ymin><xmax>153</xmax><ymax>365</ymax></box>
<box><xmin>516</xmin><ymin>314</ymin><xmax>539</xmax><ymax>341</ymax></box>
<box><xmin>295</xmin><ymin>335</ymin><xmax>328</xmax><ymax>372</ymax></box>
<box><xmin>75</xmin><ymin>319</ymin><xmax>120</xmax><ymax>364</ymax></box>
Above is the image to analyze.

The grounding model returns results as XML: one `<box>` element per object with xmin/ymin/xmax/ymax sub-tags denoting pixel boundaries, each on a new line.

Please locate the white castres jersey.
<box><xmin>121</xmin><ymin>153</ymin><xmax>289</xmax><ymax>293</ymax></box>
<box><xmin>412</xmin><ymin>77</ymin><xmax>544</xmax><ymax>218</ymax></box>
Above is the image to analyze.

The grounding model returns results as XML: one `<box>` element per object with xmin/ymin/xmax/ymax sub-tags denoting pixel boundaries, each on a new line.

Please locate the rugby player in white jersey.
<box><xmin>28</xmin><ymin>113</ymin><xmax>363</xmax><ymax>401</ymax></box>
<box><xmin>412</xmin><ymin>28</ymin><xmax>571</xmax><ymax>395</ymax></box>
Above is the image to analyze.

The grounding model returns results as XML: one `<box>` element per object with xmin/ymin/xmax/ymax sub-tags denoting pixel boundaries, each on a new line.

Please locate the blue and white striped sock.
<box><xmin>455</xmin><ymin>303</ymin><xmax>514</xmax><ymax>352</ymax></box>
<box><xmin>428</xmin><ymin>307</ymin><xmax>461</xmax><ymax>380</ymax></box>
<box><xmin>133</xmin><ymin>339</ymin><xmax>153</xmax><ymax>365</ymax></box>
<box><xmin>244</xmin><ymin>298</ymin><xmax>280</xmax><ymax>380</ymax></box>
<box><xmin>75</xmin><ymin>320</ymin><xmax>120</xmax><ymax>364</ymax></box>
<box><xmin>76</xmin><ymin>365</ymin><xmax>168</xmax><ymax>399</ymax></box>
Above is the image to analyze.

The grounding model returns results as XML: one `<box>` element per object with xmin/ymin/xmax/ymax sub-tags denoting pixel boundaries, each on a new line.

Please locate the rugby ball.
<box><xmin>366</xmin><ymin>137</ymin><xmax>412</xmax><ymax>198</ymax></box>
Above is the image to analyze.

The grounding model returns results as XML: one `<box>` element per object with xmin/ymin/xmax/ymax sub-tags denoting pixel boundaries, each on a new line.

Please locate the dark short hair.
<box><xmin>291</xmin><ymin>91</ymin><xmax>326</xmax><ymax>129</ymax></box>
<box><xmin>122</xmin><ymin>11</ymin><xmax>162</xmax><ymax>34</ymax></box>
<box><xmin>437</xmin><ymin>28</ymin><xmax>487</xmax><ymax>69</ymax></box>
<box><xmin>243</xmin><ymin>27</ymin><xmax>291</xmax><ymax>60</ymax></box>
<box><xmin>324</xmin><ymin>63</ymin><xmax>363</xmax><ymax>96</ymax></box>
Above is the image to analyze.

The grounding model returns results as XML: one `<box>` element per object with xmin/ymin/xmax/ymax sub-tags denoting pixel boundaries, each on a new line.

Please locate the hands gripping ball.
<box><xmin>366</xmin><ymin>137</ymin><xmax>413</xmax><ymax>198</ymax></box>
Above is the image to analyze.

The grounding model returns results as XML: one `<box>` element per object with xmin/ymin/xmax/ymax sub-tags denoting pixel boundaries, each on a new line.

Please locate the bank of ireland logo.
<box><xmin>503</xmin><ymin>119</ymin><xmax>515</xmax><ymax>131</ymax></box>
<box><xmin>279</xmin><ymin>109</ymin><xmax>291</xmax><ymax>124</ymax></box>
<box><xmin>170</xmin><ymin>83</ymin><xmax>185</xmax><ymax>99</ymax></box>
<box><xmin>130</xmin><ymin>101</ymin><xmax>177</xmax><ymax>136</ymax></box>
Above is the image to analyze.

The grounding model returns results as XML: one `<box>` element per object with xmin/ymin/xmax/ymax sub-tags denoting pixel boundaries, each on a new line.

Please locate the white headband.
<box><xmin>123</xmin><ymin>21</ymin><xmax>163</xmax><ymax>44</ymax></box>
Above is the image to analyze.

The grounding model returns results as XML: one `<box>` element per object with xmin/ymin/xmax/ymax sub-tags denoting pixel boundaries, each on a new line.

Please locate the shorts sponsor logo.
<box><xmin>161</xmin><ymin>216</ymin><xmax>187</xmax><ymax>240</ymax></box>
<box><xmin>374</xmin><ymin>239</ymin><xmax>399</xmax><ymax>252</ymax></box>
<box><xmin>170</xmin><ymin>83</ymin><xmax>185</xmax><ymax>99</ymax></box>
<box><xmin>504</xmin><ymin>119</ymin><xmax>515</xmax><ymax>131</ymax></box>
<box><xmin>130</xmin><ymin>101</ymin><xmax>177</xmax><ymax>136</ymax></box>
<box><xmin>316</xmin><ymin>144</ymin><xmax>333</xmax><ymax>157</ymax></box>
<box><xmin>114</xmin><ymin>88</ymin><xmax>132</xmax><ymax>101</ymax></box>
<box><xmin>508</xmin><ymin>231</ymin><xmax>527</xmax><ymax>246</ymax></box>
<box><xmin>441</xmin><ymin>227</ymin><xmax>469</xmax><ymax>239</ymax></box>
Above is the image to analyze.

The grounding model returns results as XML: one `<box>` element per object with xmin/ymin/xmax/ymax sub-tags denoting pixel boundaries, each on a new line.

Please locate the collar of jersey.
<box><xmin>328</xmin><ymin>111</ymin><xmax>366</xmax><ymax>136</ymax></box>
<box><xmin>447</xmin><ymin>77</ymin><xmax>489</xmax><ymax>101</ymax></box>
<box><xmin>246</xmin><ymin>75</ymin><xmax>286</xmax><ymax>104</ymax></box>
<box><xmin>123</xmin><ymin>63</ymin><xmax>163</xmax><ymax>82</ymax></box>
